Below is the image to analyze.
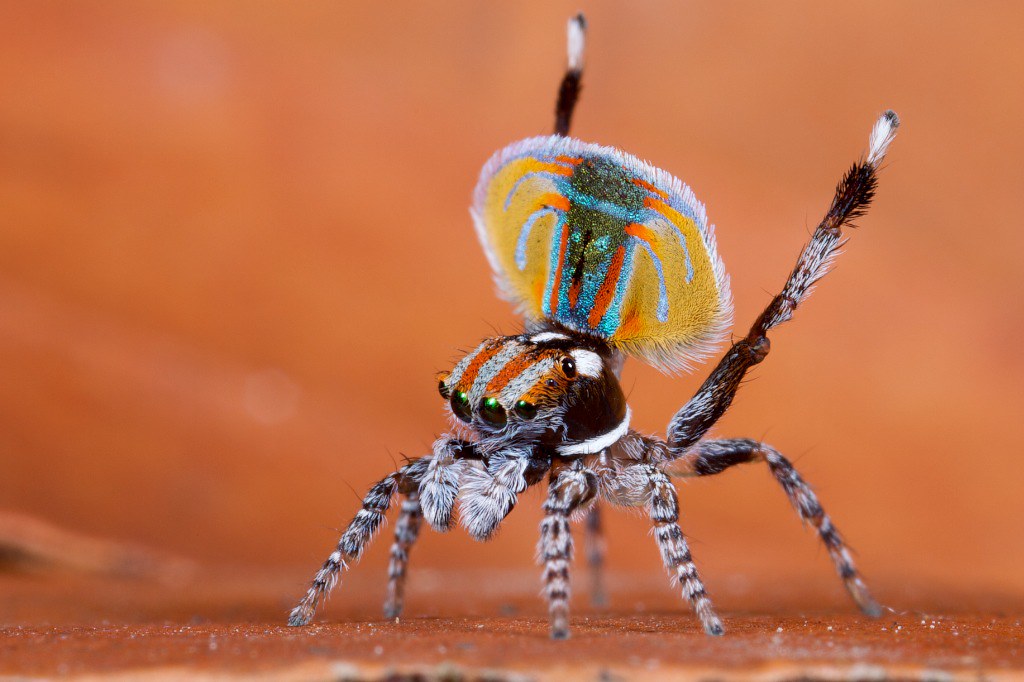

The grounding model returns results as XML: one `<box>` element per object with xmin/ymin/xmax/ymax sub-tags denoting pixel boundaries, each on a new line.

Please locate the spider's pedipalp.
<box><xmin>458</xmin><ymin>455</ymin><xmax>530</xmax><ymax>541</ymax></box>
<box><xmin>668</xmin><ymin>438</ymin><xmax>882</xmax><ymax>617</ymax></box>
<box><xmin>418</xmin><ymin>438</ymin><xmax>471</xmax><ymax>531</ymax></box>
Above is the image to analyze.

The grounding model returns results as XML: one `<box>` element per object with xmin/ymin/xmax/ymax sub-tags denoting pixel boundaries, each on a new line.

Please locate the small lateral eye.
<box><xmin>450</xmin><ymin>390</ymin><xmax>471</xmax><ymax>422</ymax></box>
<box><xmin>560</xmin><ymin>357</ymin><xmax>577</xmax><ymax>379</ymax></box>
<box><xmin>515</xmin><ymin>399</ymin><xmax>537</xmax><ymax>420</ymax></box>
<box><xmin>438</xmin><ymin>379</ymin><xmax>450</xmax><ymax>400</ymax></box>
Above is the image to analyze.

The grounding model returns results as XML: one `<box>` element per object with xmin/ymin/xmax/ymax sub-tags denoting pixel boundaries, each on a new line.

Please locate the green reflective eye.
<box><xmin>515</xmin><ymin>399</ymin><xmax>538</xmax><ymax>420</ymax></box>
<box><xmin>450</xmin><ymin>390</ymin><xmax>471</xmax><ymax>422</ymax></box>
<box><xmin>479</xmin><ymin>396</ymin><xmax>507</xmax><ymax>426</ymax></box>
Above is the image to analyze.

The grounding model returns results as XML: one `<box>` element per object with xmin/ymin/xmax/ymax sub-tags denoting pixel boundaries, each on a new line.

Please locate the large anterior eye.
<box><xmin>479</xmin><ymin>396</ymin><xmax>507</xmax><ymax>426</ymax></box>
<box><xmin>450</xmin><ymin>390</ymin><xmax>471</xmax><ymax>422</ymax></box>
<box><xmin>560</xmin><ymin>357</ymin><xmax>577</xmax><ymax>379</ymax></box>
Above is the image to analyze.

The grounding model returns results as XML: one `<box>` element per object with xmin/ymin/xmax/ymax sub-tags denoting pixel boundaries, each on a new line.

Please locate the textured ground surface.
<box><xmin>2</xmin><ymin>568</ymin><xmax>1022</xmax><ymax>680</ymax></box>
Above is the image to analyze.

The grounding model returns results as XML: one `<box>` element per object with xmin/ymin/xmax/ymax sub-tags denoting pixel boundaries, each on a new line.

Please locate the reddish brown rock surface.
<box><xmin>2</xmin><ymin>568</ymin><xmax>1023</xmax><ymax>680</ymax></box>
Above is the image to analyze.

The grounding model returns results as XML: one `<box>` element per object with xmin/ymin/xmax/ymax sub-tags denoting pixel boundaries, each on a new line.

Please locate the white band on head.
<box><xmin>569</xmin><ymin>349</ymin><xmax>603</xmax><ymax>378</ymax></box>
<box><xmin>557</xmin><ymin>406</ymin><xmax>630</xmax><ymax>456</ymax></box>
<box><xmin>530</xmin><ymin>331</ymin><xmax>570</xmax><ymax>343</ymax></box>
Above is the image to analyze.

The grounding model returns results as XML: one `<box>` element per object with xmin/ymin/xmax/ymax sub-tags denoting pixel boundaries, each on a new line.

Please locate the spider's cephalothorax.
<box><xmin>289</xmin><ymin>14</ymin><xmax>899</xmax><ymax>639</ymax></box>
<box><xmin>438</xmin><ymin>331</ymin><xmax>627</xmax><ymax>454</ymax></box>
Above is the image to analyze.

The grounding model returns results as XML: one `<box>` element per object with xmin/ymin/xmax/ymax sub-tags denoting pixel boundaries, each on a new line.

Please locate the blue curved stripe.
<box><xmin>632</xmin><ymin>237</ymin><xmax>670</xmax><ymax>323</ymax></box>
<box><xmin>541</xmin><ymin>214</ymin><xmax>568</xmax><ymax>318</ymax></box>
<box><xmin>515</xmin><ymin>207</ymin><xmax>558</xmax><ymax>270</ymax></box>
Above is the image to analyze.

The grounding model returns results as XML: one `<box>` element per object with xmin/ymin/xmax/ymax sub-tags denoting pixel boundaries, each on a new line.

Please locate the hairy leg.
<box><xmin>538</xmin><ymin>461</ymin><xmax>597</xmax><ymax>639</ymax></box>
<box><xmin>288</xmin><ymin>456</ymin><xmax>429</xmax><ymax>626</ymax></box>
<box><xmin>289</xmin><ymin>436</ymin><xmax>475</xmax><ymax>627</ymax></box>
<box><xmin>669</xmin><ymin>438</ymin><xmax>881</xmax><ymax>616</ymax></box>
<box><xmin>667</xmin><ymin>112</ymin><xmax>900</xmax><ymax>451</ymax></box>
<box><xmin>643</xmin><ymin>463</ymin><xmax>724</xmax><ymax>635</ymax></box>
<box><xmin>382</xmin><ymin>492</ymin><xmax>423</xmax><ymax>619</ymax></box>
<box><xmin>554</xmin><ymin>14</ymin><xmax>586</xmax><ymax>136</ymax></box>
<box><xmin>583</xmin><ymin>504</ymin><xmax>608</xmax><ymax>607</ymax></box>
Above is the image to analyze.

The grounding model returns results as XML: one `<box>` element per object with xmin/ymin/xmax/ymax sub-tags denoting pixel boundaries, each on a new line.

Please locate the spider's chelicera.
<box><xmin>289</xmin><ymin>14</ymin><xmax>899</xmax><ymax>639</ymax></box>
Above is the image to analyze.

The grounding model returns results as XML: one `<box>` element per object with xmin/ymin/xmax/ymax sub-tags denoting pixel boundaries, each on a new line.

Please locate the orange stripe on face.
<box><xmin>632</xmin><ymin>178</ymin><xmax>669</xmax><ymax>200</ymax></box>
<box><xmin>588</xmin><ymin>245</ymin><xmax>626</xmax><ymax>328</ymax></box>
<box><xmin>554</xmin><ymin>155</ymin><xmax>583</xmax><ymax>166</ymax></box>
<box><xmin>485</xmin><ymin>347</ymin><xmax>541</xmax><ymax>394</ymax></box>
<box><xmin>454</xmin><ymin>341</ymin><xmax>505</xmax><ymax>393</ymax></box>
<box><xmin>548</xmin><ymin>221</ymin><xmax>570</xmax><ymax>315</ymax></box>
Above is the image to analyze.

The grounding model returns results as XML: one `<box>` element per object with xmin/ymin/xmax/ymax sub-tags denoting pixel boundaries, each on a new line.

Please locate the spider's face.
<box><xmin>438</xmin><ymin>330</ymin><xmax>628</xmax><ymax>452</ymax></box>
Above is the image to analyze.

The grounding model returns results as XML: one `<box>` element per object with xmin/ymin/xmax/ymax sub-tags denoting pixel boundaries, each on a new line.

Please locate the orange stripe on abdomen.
<box><xmin>632</xmin><ymin>177</ymin><xmax>669</xmax><ymax>200</ymax></box>
<box><xmin>548</xmin><ymin>221</ymin><xmax>570</xmax><ymax>316</ymax></box>
<box><xmin>588</xmin><ymin>245</ymin><xmax>626</xmax><ymax>328</ymax></box>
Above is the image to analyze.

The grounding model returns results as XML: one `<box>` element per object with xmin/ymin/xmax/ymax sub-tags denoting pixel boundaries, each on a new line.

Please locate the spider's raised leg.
<box><xmin>382</xmin><ymin>491</ymin><xmax>423</xmax><ymax>619</ymax></box>
<box><xmin>538</xmin><ymin>460</ymin><xmax>597</xmax><ymax>639</ymax></box>
<box><xmin>554</xmin><ymin>13</ymin><xmax>586</xmax><ymax>136</ymax></box>
<box><xmin>668</xmin><ymin>111</ymin><xmax>900</xmax><ymax>451</ymax></box>
<box><xmin>668</xmin><ymin>438</ymin><xmax>881</xmax><ymax>616</ymax></box>
<box><xmin>584</xmin><ymin>504</ymin><xmax>608</xmax><ymax>607</ymax></box>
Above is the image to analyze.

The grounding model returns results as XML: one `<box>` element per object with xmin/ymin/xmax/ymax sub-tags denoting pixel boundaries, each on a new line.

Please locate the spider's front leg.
<box><xmin>288</xmin><ymin>436</ymin><xmax>474</xmax><ymax>626</ymax></box>
<box><xmin>538</xmin><ymin>459</ymin><xmax>598</xmax><ymax>639</ymax></box>
<box><xmin>603</xmin><ymin>434</ymin><xmax>724</xmax><ymax>635</ymax></box>
<box><xmin>668</xmin><ymin>438</ymin><xmax>881</xmax><ymax>616</ymax></box>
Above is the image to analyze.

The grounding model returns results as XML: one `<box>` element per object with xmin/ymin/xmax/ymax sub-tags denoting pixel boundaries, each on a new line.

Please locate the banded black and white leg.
<box><xmin>584</xmin><ymin>504</ymin><xmax>608</xmax><ymax>607</ymax></box>
<box><xmin>382</xmin><ymin>491</ymin><xmax>423</xmax><ymax>619</ymax></box>
<box><xmin>538</xmin><ymin>461</ymin><xmax>598</xmax><ymax>639</ymax></box>
<box><xmin>641</xmin><ymin>462</ymin><xmax>724</xmax><ymax>635</ymax></box>
<box><xmin>289</xmin><ymin>456</ymin><xmax>427</xmax><ymax>626</ymax></box>
<box><xmin>288</xmin><ymin>437</ymin><xmax>473</xmax><ymax>626</ymax></box>
<box><xmin>668</xmin><ymin>438</ymin><xmax>881</xmax><ymax>616</ymax></box>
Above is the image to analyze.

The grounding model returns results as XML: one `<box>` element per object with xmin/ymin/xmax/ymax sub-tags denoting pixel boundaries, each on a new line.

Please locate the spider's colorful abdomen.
<box><xmin>472</xmin><ymin>136</ymin><xmax>733</xmax><ymax>373</ymax></box>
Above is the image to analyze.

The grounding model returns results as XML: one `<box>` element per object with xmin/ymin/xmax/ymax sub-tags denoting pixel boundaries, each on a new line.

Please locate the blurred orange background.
<box><xmin>1</xmin><ymin>0</ymin><xmax>1022</xmax><ymax>611</ymax></box>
